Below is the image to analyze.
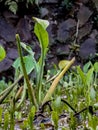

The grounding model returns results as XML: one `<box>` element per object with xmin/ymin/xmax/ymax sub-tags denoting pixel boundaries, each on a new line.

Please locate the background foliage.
<box><xmin>0</xmin><ymin>0</ymin><xmax>39</xmax><ymax>14</ymax></box>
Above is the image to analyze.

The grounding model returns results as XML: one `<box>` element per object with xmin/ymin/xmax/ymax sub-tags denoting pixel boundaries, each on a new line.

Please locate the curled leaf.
<box><xmin>33</xmin><ymin>17</ymin><xmax>49</xmax><ymax>29</ymax></box>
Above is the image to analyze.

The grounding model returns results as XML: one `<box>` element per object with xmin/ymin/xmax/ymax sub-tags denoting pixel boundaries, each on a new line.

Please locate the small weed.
<box><xmin>20</xmin><ymin>106</ymin><xmax>36</xmax><ymax>129</ymax></box>
<box><xmin>51</xmin><ymin>111</ymin><xmax>59</xmax><ymax>129</ymax></box>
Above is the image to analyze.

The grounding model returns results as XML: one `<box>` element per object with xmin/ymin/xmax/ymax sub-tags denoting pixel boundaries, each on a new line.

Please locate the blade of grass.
<box><xmin>16</xmin><ymin>82</ymin><xmax>26</xmax><ymax>110</ymax></box>
<box><xmin>0</xmin><ymin>75</ymin><xmax>23</xmax><ymax>104</ymax></box>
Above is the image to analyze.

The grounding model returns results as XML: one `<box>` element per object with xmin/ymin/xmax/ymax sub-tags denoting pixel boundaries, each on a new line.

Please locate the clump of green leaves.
<box><xmin>77</xmin><ymin>61</ymin><xmax>98</xmax><ymax>105</ymax></box>
<box><xmin>0</xmin><ymin>17</ymin><xmax>75</xmax><ymax>129</ymax></box>
<box><xmin>59</xmin><ymin>60</ymin><xmax>98</xmax><ymax>129</ymax></box>
<box><xmin>5</xmin><ymin>0</ymin><xmax>18</xmax><ymax>14</ymax></box>
<box><xmin>14</xmin><ymin>17</ymin><xmax>50</xmax><ymax>107</ymax></box>
<box><xmin>0</xmin><ymin>18</ymin><xmax>75</xmax><ymax>119</ymax></box>
<box><xmin>0</xmin><ymin>0</ymin><xmax>39</xmax><ymax>14</ymax></box>
<box><xmin>0</xmin><ymin>17</ymin><xmax>74</xmax><ymax>116</ymax></box>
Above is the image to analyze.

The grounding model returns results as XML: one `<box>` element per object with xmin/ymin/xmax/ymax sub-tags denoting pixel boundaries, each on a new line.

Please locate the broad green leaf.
<box><xmin>33</xmin><ymin>17</ymin><xmax>49</xmax><ymax>55</ymax></box>
<box><xmin>33</xmin><ymin>17</ymin><xmax>49</xmax><ymax>29</ymax></box>
<box><xmin>20</xmin><ymin>42</ymin><xmax>39</xmax><ymax>74</ymax></box>
<box><xmin>77</xmin><ymin>66</ymin><xmax>86</xmax><ymax>85</ymax></box>
<box><xmin>0</xmin><ymin>45</ymin><xmax>6</xmax><ymax>62</ymax></box>
<box><xmin>33</xmin><ymin>17</ymin><xmax>49</xmax><ymax>103</ymax></box>
<box><xmin>13</xmin><ymin>57</ymin><xmax>20</xmax><ymax>70</ymax></box>
<box><xmin>13</xmin><ymin>55</ymin><xmax>34</xmax><ymax>74</ymax></box>
<box><xmin>94</xmin><ymin>62</ymin><xmax>98</xmax><ymax>72</ymax></box>
<box><xmin>34</xmin><ymin>23</ymin><xmax>49</xmax><ymax>51</ymax></box>
<box><xmin>86</xmin><ymin>68</ymin><xmax>94</xmax><ymax>86</ymax></box>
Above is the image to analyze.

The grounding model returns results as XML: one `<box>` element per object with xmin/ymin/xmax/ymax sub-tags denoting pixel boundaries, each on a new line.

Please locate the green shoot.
<box><xmin>52</xmin><ymin>111</ymin><xmax>59</xmax><ymax>129</ymax></box>
<box><xmin>33</xmin><ymin>17</ymin><xmax>49</xmax><ymax>104</ymax></box>
<box><xmin>16</xmin><ymin>34</ymin><xmax>37</xmax><ymax>107</ymax></box>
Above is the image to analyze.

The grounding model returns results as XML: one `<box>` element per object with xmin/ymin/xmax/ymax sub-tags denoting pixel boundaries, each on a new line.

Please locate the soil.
<box><xmin>0</xmin><ymin>0</ymin><xmax>98</xmax><ymax>81</ymax></box>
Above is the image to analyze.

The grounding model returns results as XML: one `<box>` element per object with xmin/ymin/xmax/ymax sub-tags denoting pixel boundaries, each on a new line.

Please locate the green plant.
<box><xmin>13</xmin><ymin>17</ymin><xmax>50</xmax><ymax>107</ymax></box>
<box><xmin>16</xmin><ymin>34</ymin><xmax>37</xmax><ymax>107</ymax></box>
<box><xmin>33</xmin><ymin>17</ymin><xmax>49</xmax><ymax>104</ymax></box>
<box><xmin>20</xmin><ymin>106</ymin><xmax>36</xmax><ymax>129</ymax></box>
<box><xmin>0</xmin><ymin>17</ymin><xmax>75</xmax><ymax>129</ymax></box>
<box><xmin>69</xmin><ymin>112</ymin><xmax>77</xmax><ymax>130</ymax></box>
<box><xmin>14</xmin><ymin>17</ymin><xmax>75</xmax><ymax>107</ymax></box>
<box><xmin>58</xmin><ymin>60</ymin><xmax>98</xmax><ymax>129</ymax></box>
<box><xmin>0</xmin><ymin>18</ymin><xmax>75</xmax><ymax>108</ymax></box>
<box><xmin>0</xmin><ymin>0</ymin><xmax>39</xmax><ymax>14</ymax></box>
<box><xmin>0</xmin><ymin>78</ymin><xmax>8</xmax><ymax>93</ymax></box>
<box><xmin>0</xmin><ymin>75</ymin><xmax>23</xmax><ymax>104</ymax></box>
<box><xmin>3</xmin><ymin>111</ymin><xmax>10</xmax><ymax>130</ymax></box>
<box><xmin>27</xmin><ymin>106</ymin><xmax>36</xmax><ymax>129</ymax></box>
<box><xmin>51</xmin><ymin>111</ymin><xmax>59</xmax><ymax>129</ymax></box>
<box><xmin>5</xmin><ymin>0</ymin><xmax>18</xmax><ymax>14</ymax></box>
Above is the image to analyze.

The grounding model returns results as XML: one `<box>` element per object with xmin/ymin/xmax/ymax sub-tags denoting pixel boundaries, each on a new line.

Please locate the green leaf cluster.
<box><xmin>0</xmin><ymin>0</ymin><xmax>39</xmax><ymax>14</ymax></box>
<box><xmin>13</xmin><ymin>17</ymin><xmax>49</xmax><ymax>107</ymax></box>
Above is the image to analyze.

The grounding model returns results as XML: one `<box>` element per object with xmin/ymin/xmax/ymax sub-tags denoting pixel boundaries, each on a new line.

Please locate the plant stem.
<box><xmin>10</xmin><ymin>99</ymin><xmax>15</xmax><ymax>130</ymax></box>
<box><xmin>37</xmin><ymin>47</ymin><xmax>44</xmax><ymax>104</ymax></box>
<box><xmin>16</xmin><ymin>34</ymin><xmax>38</xmax><ymax>108</ymax></box>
